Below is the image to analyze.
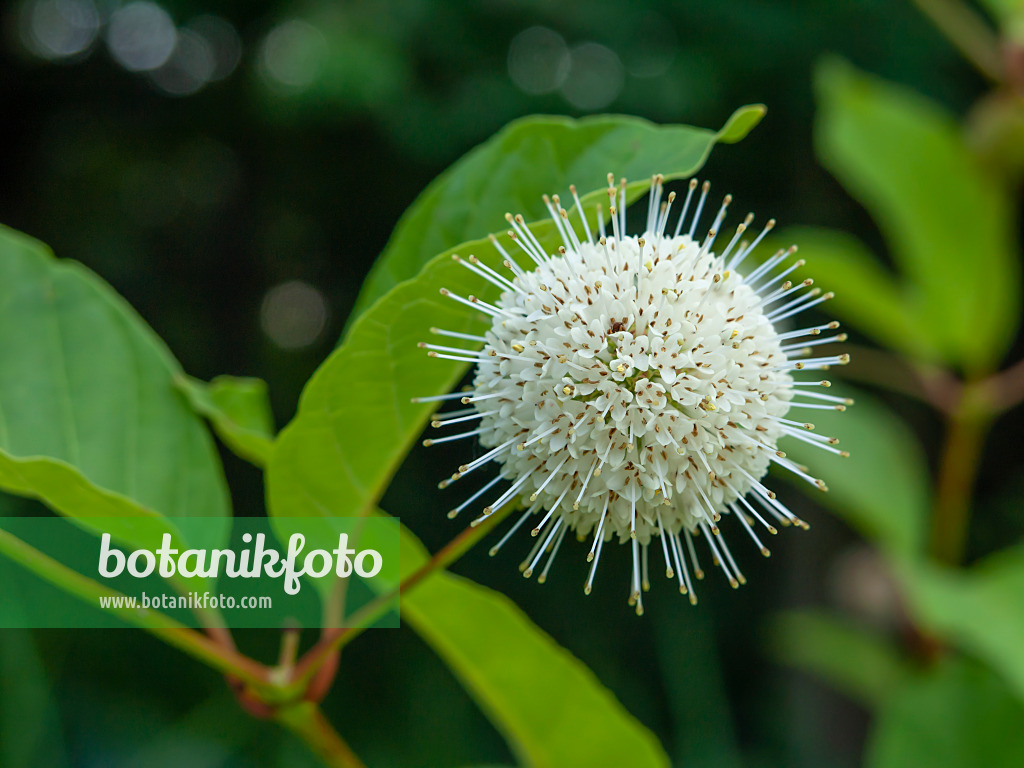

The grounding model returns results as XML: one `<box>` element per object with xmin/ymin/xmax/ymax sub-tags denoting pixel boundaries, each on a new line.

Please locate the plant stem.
<box><xmin>928</xmin><ymin>383</ymin><xmax>993</xmax><ymax>564</ymax></box>
<box><xmin>276</xmin><ymin>702</ymin><xmax>368</xmax><ymax>768</ymax></box>
<box><xmin>983</xmin><ymin>355</ymin><xmax>1024</xmax><ymax>412</ymax></box>
<box><xmin>290</xmin><ymin>507</ymin><xmax>511</xmax><ymax>691</ymax></box>
<box><xmin>841</xmin><ymin>345</ymin><xmax>961</xmax><ymax>414</ymax></box>
<box><xmin>907</xmin><ymin>0</ymin><xmax>1003</xmax><ymax>81</ymax></box>
<box><xmin>0</xmin><ymin>526</ymin><xmax>270</xmax><ymax>689</ymax></box>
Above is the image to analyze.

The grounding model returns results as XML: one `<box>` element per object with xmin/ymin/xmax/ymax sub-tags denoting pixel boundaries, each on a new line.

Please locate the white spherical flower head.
<box><xmin>418</xmin><ymin>175</ymin><xmax>849</xmax><ymax>614</ymax></box>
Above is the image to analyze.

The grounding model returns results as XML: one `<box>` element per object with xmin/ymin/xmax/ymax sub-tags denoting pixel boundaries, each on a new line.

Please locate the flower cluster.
<box><xmin>418</xmin><ymin>175</ymin><xmax>848</xmax><ymax>614</ymax></box>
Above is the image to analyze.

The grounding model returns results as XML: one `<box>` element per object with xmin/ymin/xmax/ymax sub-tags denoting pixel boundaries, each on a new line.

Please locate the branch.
<box><xmin>0</xmin><ymin>527</ymin><xmax>270</xmax><ymax>689</ymax></box>
<box><xmin>928</xmin><ymin>382</ymin><xmax>995</xmax><ymax>563</ymax></box>
<box><xmin>840</xmin><ymin>344</ymin><xmax>961</xmax><ymax>413</ymax></box>
<box><xmin>981</xmin><ymin>355</ymin><xmax>1024</xmax><ymax>412</ymax></box>
<box><xmin>907</xmin><ymin>0</ymin><xmax>1004</xmax><ymax>81</ymax></box>
<box><xmin>290</xmin><ymin>507</ymin><xmax>512</xmax><ymax>692</ymax></box>
<box><xmin>276</xmin><ymin>702</ymin><xmax>368</xmax><ymax>768</ymax></box>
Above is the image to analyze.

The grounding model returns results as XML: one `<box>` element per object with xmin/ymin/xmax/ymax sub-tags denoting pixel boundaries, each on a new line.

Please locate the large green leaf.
<box><xmin>397</xmin><ymin>524</ymin><xmax>669</xmax><ymax>768</ymax></box>
<box><xmin>0</xmin><ymin>225</ymin><xmax>230</xmax><ymax>547</ymax></box>
<box><xmin>177</xmin><ymin>375</ymin><xmax>275</xmax><ymax>468</ymax></box>
<box><xmin>780</xmin><ymin>385</ymin><xmax>930</xmax><ymax>559</ymax></box>
<box><xmin>900</xmin><ymin>543</ymin><xmax>1024</xmax><ymax>703</ymax></box>
<box><xmin>349</xmin><ymin>107</ymin><xmax>765</xmax><ymax>324</ymax></box>
<box><xmin>269</xmin><ymin>114</ymin><xmax>760</xmax><ymax>520</ymax></box>
<box><xmin>778</xmin><ymin>227</ymin><xmax>944</xmax><ymax>362</ymax></box>
<box><xmin>867</xmin><ymin>659</ymin><xmax>1024</xmax><ymax>768</ymax></box>
<box><xmin>769</xmin><ymin>609</ymin><xmax>910</xmax><ymax>708</ymax></box>
<box><xmin>814</xmin><ymin>58</ymin><xmax>1019</xmax><ymax>372</ymax></box>
<box><xmin>267</xmin><ymin>228</ymin><xmax>503</xmax><ymax>519</ymax></box>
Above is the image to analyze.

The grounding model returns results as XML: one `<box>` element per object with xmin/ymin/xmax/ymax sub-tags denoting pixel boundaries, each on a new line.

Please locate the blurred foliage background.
<box><xmin>2</xmin><ymin>0</ymin><xmax>1024</xmax><ymax>766</ymax></box>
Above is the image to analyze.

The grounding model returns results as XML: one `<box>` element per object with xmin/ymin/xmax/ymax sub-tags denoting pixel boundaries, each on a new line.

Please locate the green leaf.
<box><xmin>0</xmin><ymin>225</ymin><xmax>230</xmax><ymax>547</ymax></box>
<box><xmin>778</xmin><ymin>227</ymin><xmax>944</xmax><ymax>362</ymax></box>
<box><xmin>814</xmin><ymin>58</ymin><xmax>1019</xmax><ymax>372</ymax></box>
<box><xmin>900</xmin><ymin>543</ymin><xmax>1024</xmax><ymax>703</ymax></box>
<box><xmin>769</xmin><ymin>609</ymin><xmax>910</xmax><ymax>708</ymax></box>
<box><xmin>396</xmin><ymin>524</ymin><xmax>669</xmax><ymax>768</ymax></box>
<box><xmin>269</xmin><ymin>111</ymin><xmax>762</xmax><ymax>520</ymax></box>
<box><xmin>349</xmin><ymin>107</ymin><xmax>765</xmax><ymax>324</ymax></box>
<box><xmin>177</xmin><ymin>375</ymin><xmax>275</xmax><ymax>467</ymax></box>
<box><xmin>267</xmin><ymin>230</ymin><xmax>504</xmax><ymax>519</ymax></box>
<box><xmin>977</xmin><ymin>0</ymin><xmax>1024</xmax><ymax>29</ymax></box>
<box><xmin>867</xmin><ymin>658</ymin><xmax>1024</xmax><ymax>768</ymax></box>
<box><xmin>780</xmin><ymin>385</ymin><xmax>930</xmax><ymax>559</ymax></box>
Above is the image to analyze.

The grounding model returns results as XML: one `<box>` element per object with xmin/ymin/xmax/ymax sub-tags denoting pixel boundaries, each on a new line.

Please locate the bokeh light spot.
<box><xmin>260</xmin><ymin>280</ymin><xmax>329</xmax><ymax>350</ymax></box>
<box><xmin>259</xmin><ymin>19</ymin><xmax>328</xmax><ymax>91</ymax></box>
<box><xmin>150</xmin><ymin>29</ymin><xmax>215</xmax><ymax>96</ymax></box>
<box><xmin>186</xmin><ymin>14</ymin><xmax>242</xmax><ymax>82</ymax></box>
<box><xmin>106</xmin><ymin>1</ymin><xmax>177</xmax><ymax>72</ymax></box>
<box><xmin>507</xmin><ymin>26</ymin><xmax>570</xmax><ymax>95</ymax></box>
<box><xmin>560</xmin><ymin>42</ymin><xmax>624</xmax><ymax>111</ymax></box>
<box><xmin>21</xmin><ymin>0</ymin><xmax>100</xmax><ymax>60</ymax></box>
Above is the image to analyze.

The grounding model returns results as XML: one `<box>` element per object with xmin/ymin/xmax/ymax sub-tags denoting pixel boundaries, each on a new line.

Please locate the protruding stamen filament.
<box><xmin>780</xmin><ymin>333</ymin><xmax>848</xmax><ymax>354</ymax></box>
<box><xmin>683</xmin><ymin>528</ymin><xmax>705</xmax><ymax>580</ymax></box>
<box><xmin>569</xmin><ymin>184</ymin><xmax>594</xmax><ymax>244</ymax></box>
<box><xmin>688</xmin><ymin>180</ymin><xmax>711</xmax><ymax>238</ymax></box>
<box><xmin>528</xmin><ymin>455</ymin><xmax>570</xmax><ymax>504</ymax></box>
<box><xmin>730</xmin><ymin>502</ymin><xmax>771</xmax><ymax>557</ymax></box>
<box><xmin>432</xmin><ymin>408</ymin><xmax>496</xmax><ymax>428</ymax></box>
<box><xmin>490</xmin><ymin>501</ymin><xmax>541</xmax><ymax>556</ymax></box>
<box><xmin>449</xmin><ymin>474</ymin><xmax>504</xmax><ymax>518</ymax></box>
<box><xmin>729</xmin><ymin>219</ymin><xmax>777</xmax><ymax>271</ymax></box>
<box><xmin>423</xmin><ymin>427</ymin><xmax>485</xmax><ymax>447</ymax></box>
<box><xmin>656</xmin><ymin>511</ymin><xmax>674</xmax><ymax>578</ymax></box>
<box><xmin>523</xmin><ymin>517</ymin><xmax>563</xmax><ymax>579</ymax></box>
<box><xmin>430</xmin><ymin>327</ymin><xmax>488</xmax><ymax>343</ymax></box>
<box><xmin>537</xmin><ymin>520</ymin><xmax>569</xmax><ymax>584</ymax></box>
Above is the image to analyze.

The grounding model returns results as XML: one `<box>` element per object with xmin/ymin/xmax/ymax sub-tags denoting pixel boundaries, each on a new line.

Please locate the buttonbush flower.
<box><xmin>417</xmin><ymin>175</ymin><xmax>849</xmax><ymax>614</ymax></box>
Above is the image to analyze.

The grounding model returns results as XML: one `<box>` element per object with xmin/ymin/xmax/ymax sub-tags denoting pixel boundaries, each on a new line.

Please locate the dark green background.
<box><xmin>1</xmin><ymin>1</ymin><xmax>1021</xmax><ymax>766</ymax></box>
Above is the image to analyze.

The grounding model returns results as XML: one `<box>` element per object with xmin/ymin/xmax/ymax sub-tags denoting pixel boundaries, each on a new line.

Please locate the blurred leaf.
<box><xmin>177</xmin><ymin>375</ymin><xmax>275</xmax><ymax>467</ymax></box>
<box><xmin>866</xmin><ymin>658</ymin><xmax>1024</xmax><ymax>768</ymax></box>
<box><xmin>781</xmin><ymin>385</ymin><xmax>930</xmax><ymax>558</ymax></box>
<box><xmin>900</xmin><ymin>542</ymin><xmax>1024</xmax><ymax>703</ymax></box>
<box><xmin>977</xmin><ymin>0</ymin><xmax>1024</xmax><ymax>29</ymax></box>
<box><xmin>814</xmin><ymin>58</ymin><xmax>1019</xmax><ymax>372</ymax></box>
<box><xmin>778</xmin><ymin>227</ymin><xmax>944</xmax><ymax>361</ymax></box>
<box><xmin>0</xmin><ymin>225</ymin><xmax>230</xmax><ymax>544</ymax></box>
<box><xmin>0</xmin><ymin>630</ymin><xmax>68</xmax><ymax>768</ymax></box>
<box><xmin>769</xmin><ymin>609</ymin><xmax>910</xmax><ymax>708</ymax></box>
<box><xmin>350</xmin><ymin>107</ymin><xmax>765</xmax><ymax>324</ymax></box>
<box><xmin>396</xmin><ymin>523</ymin><xmax>670</xmax><ymax>768</ymax></box>
<box><xmin>269</xmin><ymin>111</ymin><xmax>760</xmax><ymax>520</ymax></box>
